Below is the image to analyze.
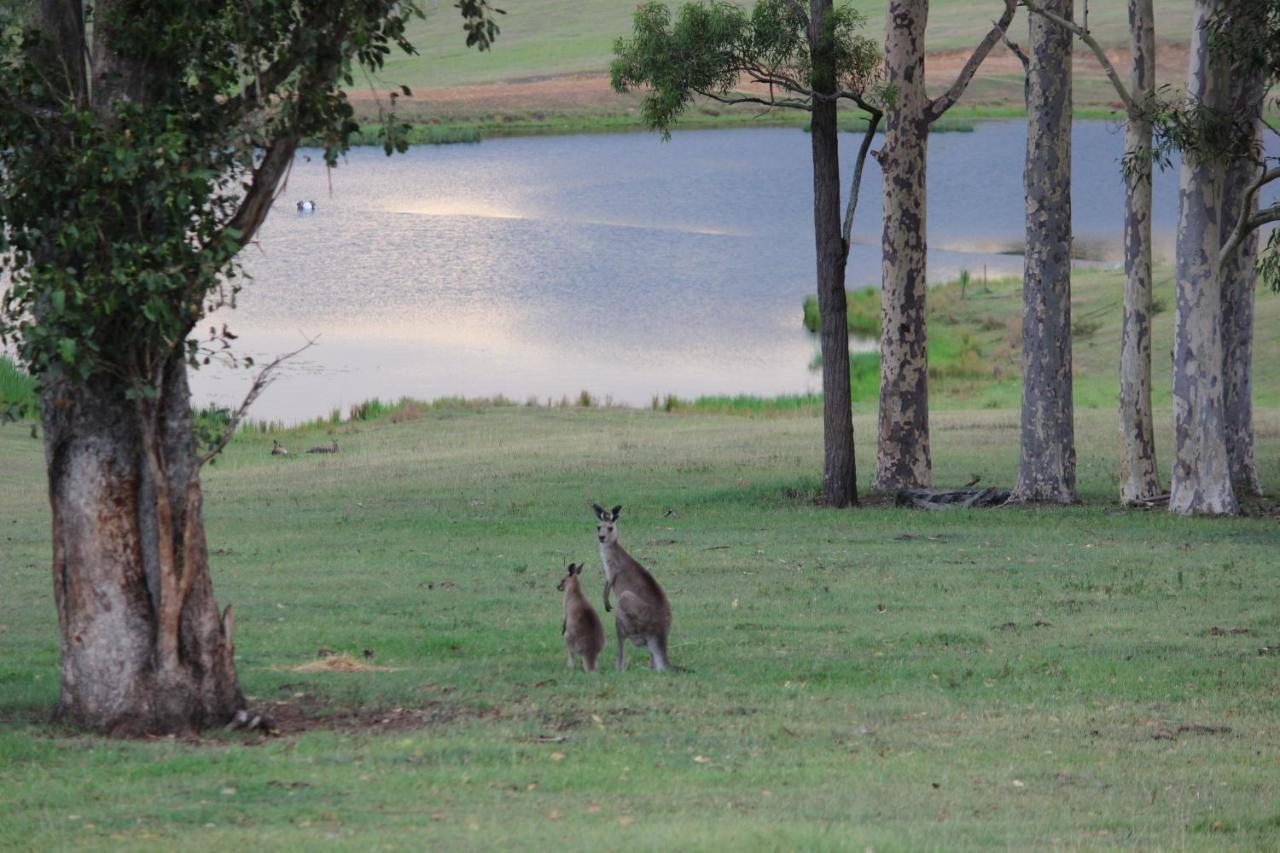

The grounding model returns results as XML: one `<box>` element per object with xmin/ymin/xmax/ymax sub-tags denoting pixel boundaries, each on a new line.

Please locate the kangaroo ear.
<box><xmin>592</xmin><ymin>503</ymin><xmax>607</xmax><ymax>520</ymax></box>
<box><xmin>610</xmin><ymin>505</ymin><xmax>622</xmax><ymax>521</ymax></box>
<box><xmin>571</xmin><ymin>563</ymin><xmax>581</xmax><ymax>576</ymax></box>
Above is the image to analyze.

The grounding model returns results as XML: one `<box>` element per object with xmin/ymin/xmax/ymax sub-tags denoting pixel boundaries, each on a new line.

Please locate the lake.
<box><xmin>189</xmin><ymin>120</ymin><xmax>1275</xmax><ymax>422</ymax></box>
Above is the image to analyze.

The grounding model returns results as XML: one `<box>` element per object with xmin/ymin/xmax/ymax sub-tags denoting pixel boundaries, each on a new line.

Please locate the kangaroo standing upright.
<box><xmin>592</xmin><ymin>504</ymin><xmax>672</xmax><ymax>671</ymax></box>
<box><xmin>557</xmin><ymin>562</ymin><xmax>605</xmax><ymax>672</ymax></box>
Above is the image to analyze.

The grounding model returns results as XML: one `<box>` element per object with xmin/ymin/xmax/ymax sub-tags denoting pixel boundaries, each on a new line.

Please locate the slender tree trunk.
<box><xmin>1012</xmin><ymin>0</ymin><xmax>1076</xmax><ymax>503</ymax></box>
<box><xmin>1171</xmin><ymin>0</ymin><xmax>1235</xmax><ymax>516</ymax></box>
<box><xmin>1117</xmin><ymin>0</ymin><xmax>1162</xmax><ymax>504</ymax></box>
<box><xmin>810</xmin><ymin>0</ymin><xmax>856</xmax><ymax>507</ymax></box>
<box><xmin>875</xmin><ymin>0</ymin><xmax>932</xmax><ymax>491</ymax></box>
<box><xmin>42</xmin><ymin>358</ymin><xmax>242</xmax><ymax>734</ymax></box>
<box><xmin>1220</xmin><ymin>71</ymin><xmax>1265</xmax><ymax>499</ymax></box>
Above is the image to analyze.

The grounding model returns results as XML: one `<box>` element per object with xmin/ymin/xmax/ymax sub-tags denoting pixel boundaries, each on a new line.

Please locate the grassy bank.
<box><xmin>2</xmin><ymin>400</ymin><xmax>1278</xmax><ymax>850</ymax></box>
<box><xmin>341</xmin><ymin>107</ymin><xmax>982</xmax><ymax>146</ymax></box>
<box><xmin>795</xmin><ymin>266</ymin><xmax>1280</xmax><ymax>414</ymax></box>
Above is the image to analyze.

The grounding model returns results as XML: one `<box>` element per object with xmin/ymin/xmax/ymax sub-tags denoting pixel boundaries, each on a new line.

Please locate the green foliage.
<box><xmin>0</xmin><ymin>1</ymin><xmax>502</xmax><ymax>394</ymax></box>
<box><xmin>610</xmin><ymin>0</ymin><xmax>879</xmax><ymax>137</ymax></box>
<box><xmin>802</xmin><ymin>288</ymin><xmax>881</xmax><ymax>338</ymax></box>
<box><xmin>191</xmin><ymin>404</ymin><xmax>233</xmax><ymax>459</ymax></box>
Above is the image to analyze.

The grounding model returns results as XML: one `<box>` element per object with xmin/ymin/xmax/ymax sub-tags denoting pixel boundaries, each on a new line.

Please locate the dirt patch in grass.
<box><xmin>261</xmin><ymin>698</ymin><xmax>499</xmax><ymax>737</ymax></box>
<box><xmin>289</xmin><ymin>653</ymin><xmax>398</xmax><ymax>673</ymax></box>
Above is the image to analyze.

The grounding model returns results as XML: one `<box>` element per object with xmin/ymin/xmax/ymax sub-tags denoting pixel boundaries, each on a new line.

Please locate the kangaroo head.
<box><xmin>557</xmin><ymin>562</ymin><xmax>584</xmax><ymax>592</ymax></box>
<box><xmin>592</xmin><ymin>503</ymin><xmax>622</xmax><ymax>545</ymax></box>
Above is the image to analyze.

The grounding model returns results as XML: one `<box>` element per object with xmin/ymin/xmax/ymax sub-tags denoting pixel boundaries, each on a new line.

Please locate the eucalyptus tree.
<box><xmin>1022</xmin><ymin>0</ymin><xmax>1160</xmax><ymax>505</ymax></box>
<box><xmin>1009</xmin><ymin>0</ymin><xmax>1076</xmax><ymax>504</ymax></box>
<box><xmin>1166</xmin><ymin>0</ymin><xmax>1277</xmax><ymax>514</ymax></box>
<box><xmin>1212</xmin><ymin>1</ymin><xmax>1278</xmax><ymax>499</ymax></box>
<box><xmin>872</xmin><ymin>0</ymin><xmax>1016</xmax><ymax>492</ymax></box>
<box><xmin>0</xmin><ymin>0</ymin><xmax>501</xmax><ymax>734</ymax></box>
<box><xmin>1170</xmin><ymin>0</ymin><xmax>1235</xmax><ymax>515</ymax></box>
<box><xmin>611</xmin><ymin>0</ymin><xmax>881</xmax><ymax>507</ymax></box>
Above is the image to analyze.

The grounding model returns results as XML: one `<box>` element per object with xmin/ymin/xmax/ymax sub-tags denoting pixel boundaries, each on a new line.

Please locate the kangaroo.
<box><xmin>307</xmin><ymin>439</ymin><xmax>338</xmax><ymax>454</ymax></box>
<box><xmin>557</xmin><ymin>562</ymin><xmax>605</xmax><ymax>672</ymax></box>
<box><xmin>271</xmin><ymin>439</ymin><xmax>290</xmax><ymax>456</ymax></box>
<box><xmin>592</xmin><ymin>503</ymin><xmax>672</xmax><ymax>671</ymax></box>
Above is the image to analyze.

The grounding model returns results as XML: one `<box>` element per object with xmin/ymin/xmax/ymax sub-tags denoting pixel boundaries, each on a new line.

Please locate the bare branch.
<box><xmin>702</xmin><ymin>90</ymin><xmax>813</xmax><ymax>111</ymax></box>
<box><xmin>1001</xmin><ymin>33</ymin><xmax>1030</xmax><ymax>72</ymax></box>
<box><xmin>1021</xmin><ymin>0</ymin><xmax>1138</xmax><ymax>117</ymax></box>
<box><xmin>928</xmin><ymin>0</ymin><xmax>1018</xmax><ymax>122</ymax></box>
<box><xmin>1219</xmin><ymin>166</ymin><xmax>1280</xmax><ymax>265</ymax></box>
<box><xmin>197</xmin><ymin>336</ymin><xmax>318</xmax><ymax>467</ymax></box>
<box><xmin>841</xmin><ymin>109</ymin><xmax>882</xmax><ymax>254</ymax></box>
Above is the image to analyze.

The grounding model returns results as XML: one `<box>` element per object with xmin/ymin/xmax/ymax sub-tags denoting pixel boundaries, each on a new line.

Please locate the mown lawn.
<box><xmin>1</xmin><ymin>401</ymin><xmax>1277</xmax><ymax>850</ymax></box>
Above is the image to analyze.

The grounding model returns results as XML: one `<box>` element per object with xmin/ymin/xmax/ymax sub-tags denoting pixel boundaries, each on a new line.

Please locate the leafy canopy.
<box><xmin>0</xmin><ymin>0</ymin><xmax>501</xmax><ymax>387</ymax></box>
<box><xmin>610</xmin><ymin>0</ymin><xmax>880</xmax><ymax>138</ymax></box>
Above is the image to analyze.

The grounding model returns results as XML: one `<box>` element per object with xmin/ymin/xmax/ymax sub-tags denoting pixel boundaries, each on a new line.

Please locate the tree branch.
<box><xmin>702</xmin><ymin>90</ymin><xmax>813</xmax><ymax>111</ymax></box>
<box><xmin>1001</xmin><ymin>33</ymin><xmax>1030</xmax><ymax>72</ymax></box>
<box><xmin>927</xmin><ymin>0</ymin><xmax>1018</xmax><ymax>122</ymax></box>
<box><xmin>841</xmin><ymin>108</ymin><xmax>882</xmax><ymax>256</ymax></box>
<box><xmin>1021</xmin><ymin>0</ymin><xmax>1138</xmax><ymax>117</ymax></box>
<box><xmin>197</xmin><ymin>336</ymin><xmax>318</xmax><ymax>468</ymax></box>
<box><xmin>1219</xmin><ymin>165</ymin><xmax>1280</xmax><ymax>264</ymax></box>
<box><xmin>216</xmin><ymin>135</ymin><xmax>300</xmax><ymax>250</ymax></box>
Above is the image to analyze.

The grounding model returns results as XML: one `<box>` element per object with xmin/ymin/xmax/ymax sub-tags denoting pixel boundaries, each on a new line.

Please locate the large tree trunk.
<box><xmin>1220</xmin><ymin>70</ymin><xmax>1265</xmax><ymax>500</ymax></box>
<box><xmin>1170</xmin><ymin>0</ymin><xmax>1235</xmax><ymax>516</ymax></box>
<box><xmin>875</xmin><ymin>0</ymin><xmax>932</xmax><ymax>491</ymax></box>
<box><xmin>1117</xmin><ymin>0</ymin><xmax>1162</xmax><ymax>504</ymax></box>
<box><xmin>809</xmin><ymin>0</ymin><xmax>857</xmax><ymax>507</ymax></box>
<box><xmin>42</xmin><ymin>358</ymin><xmax>242</xmax><ymax>735</ymax></box>
<box><xmin>1012</xmin><ymin>0</ymin><xmax>1076</xmax><ymax>503</ymax></box>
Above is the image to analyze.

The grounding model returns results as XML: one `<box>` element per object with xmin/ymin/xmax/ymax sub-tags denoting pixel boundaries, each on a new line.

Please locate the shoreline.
<box><xmin>331</xmin><ymin>105</ymin><xmax>1135</xmax><ymax>148</ymax></box>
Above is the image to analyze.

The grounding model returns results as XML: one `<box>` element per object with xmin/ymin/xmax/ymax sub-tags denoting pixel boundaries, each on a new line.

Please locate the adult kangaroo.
<box><xmin>592</xmin><ymin>503</ymin><xmax>672</xmax><ymax>671</ymax></box>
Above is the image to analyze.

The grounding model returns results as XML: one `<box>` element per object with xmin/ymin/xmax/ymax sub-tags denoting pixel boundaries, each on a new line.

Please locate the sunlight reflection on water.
<box><xmin>185</xmin><ymin>121</ymin><xmax>1275</xmax><ymax>423</ymax></box>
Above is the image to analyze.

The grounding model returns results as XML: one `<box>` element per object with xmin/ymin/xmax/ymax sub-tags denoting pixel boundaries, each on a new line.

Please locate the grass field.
<box><xmin>381</xmin><ymin>0</ymin><xmax>1195</xmax><ymax>90</ymax></box>
<box><xmin>342</xmin><ymin>0</ymin><xmax>1206</xmax><ymax>139</ymax></box>
<box><xmin>2</xmin><ymin>388</ymin><xmax>1278</xmax><ymax>848</ymax></box>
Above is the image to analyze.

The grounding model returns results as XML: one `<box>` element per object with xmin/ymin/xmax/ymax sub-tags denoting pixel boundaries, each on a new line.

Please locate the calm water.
<box><xmin>190</xmin><ymin>121</ymin><xmax>1276</xmax><ymax>422</ymax></box>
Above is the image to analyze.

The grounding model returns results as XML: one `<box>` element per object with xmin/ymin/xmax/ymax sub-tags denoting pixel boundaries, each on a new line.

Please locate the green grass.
<box><xmin>335</xmin><ymin>1</ymin><xmax>1208</xmax><ymax>141</ymax></box>
<box><xmin>375</xmin><ymin>0</ymin><xmax>1196</xmax><ymax>90</ymax></box>
<box><xmin>2</xmin><ymin>394</ymin><xmax>1279</xmax><ymax>849</ymax></box>
<box><xmin>799</xmin><ymin>266</ymin><xmax>1280</xmax><ymax>413</ymax></box>
<box><xmin>0</xmin><ymin>355</ymin><xmax>37</xmax><ymax>419</ymax></box>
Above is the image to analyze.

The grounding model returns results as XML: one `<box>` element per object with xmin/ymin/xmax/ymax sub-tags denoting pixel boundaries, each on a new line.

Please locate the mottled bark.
<box><xmin>1012</xmin><ymin>0</ymin><xmax>1076</xmax><ymax>504</ymax></box>
<box><xmin>1117</xmin><ymin>0</ymin><xmax>1161</xmax><ymax>504</ymax></box>
<box><xmin>42</xmin><ymin>359</ymin><xmax>242</xmax><ymax>735</ymax></box>
<box><xmin>1170</xmin><ymin>0</ymin><xmax>1234</xmax><ymax>516</ymax></box>
<box><xmin>809</xmin><ymin>0</ymin><xmax>856</xmax><ymax>507</ymax></box>
<box><xmin>875</xmin><ymin>0</ymin><xmax>932</xmax><ymax>491</ymax></box>
<box><xmin>1220</xmin><ymin>71</ymin><xmax>1265</xmax><ymax>499</ymax></box>
<box><xmin>29</xmin><ymin>2</ymin><xmax>246</xmax><ymax>733</ymax></box>
<box><xmin>874</xmin><ymin>0</ymin><xmax>1015</xmax><ymax>491</ymax></box>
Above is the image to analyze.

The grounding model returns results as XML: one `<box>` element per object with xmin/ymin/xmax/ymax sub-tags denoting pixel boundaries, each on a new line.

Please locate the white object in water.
<box><xmin>296</xmin><ymin>200</ymin><xmax>316</xmax><ymax>215</ymax></box>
